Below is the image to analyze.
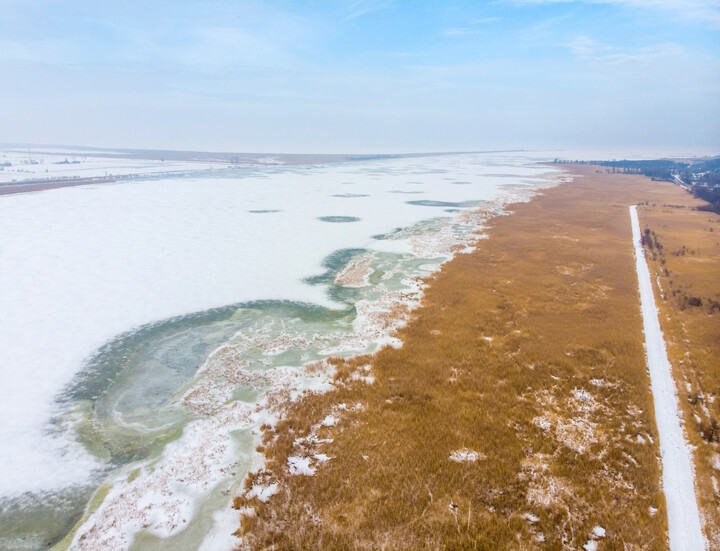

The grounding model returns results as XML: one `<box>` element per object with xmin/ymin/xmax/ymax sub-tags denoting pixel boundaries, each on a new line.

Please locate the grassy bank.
<box><xmin>233</xmin><ymin>166</ymin><xmax>694</xmax><ymax>549</ymax></box>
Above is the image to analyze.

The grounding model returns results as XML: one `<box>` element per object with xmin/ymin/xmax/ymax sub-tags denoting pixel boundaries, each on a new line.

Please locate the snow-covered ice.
<box><xmin>0</xmin><ymin>151</ymin><xmax>560</xmax><ymax>549</ymax></box>
<box><xmin>629</xmin><ymin>205</ymin><xmax>705</xmax><ymax>551</ymax></box>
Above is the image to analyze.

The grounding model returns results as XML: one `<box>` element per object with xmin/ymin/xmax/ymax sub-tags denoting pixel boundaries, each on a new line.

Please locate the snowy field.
<box><xmin>0</xmin><ymin>147</ymin><xmax>232</xmax><ymax>183</ymax></box>
<box><xmin>0</xmin><ymin>152</ymin><xmax>558</xmax><ymax>549</ymax></box>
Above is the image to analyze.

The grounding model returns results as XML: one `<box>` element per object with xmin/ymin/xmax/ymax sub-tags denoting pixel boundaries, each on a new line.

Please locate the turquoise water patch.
<box><xmin>332</xmin><ymin>193</ymin><xmax>369</xmax><ymax>198</ymax></box>
<box><xmin>406</xmin><ymin>199</ymin><xmax>480</xmax><ymax>208</ymax></box>
<box><xmin>34</xmin><ymin>295</ymin><xmax>363</xmax><ymax>550</ymax></box>
<box><xmin>0</xmin><ymin>487</ymin><xmax>94</xmax><ymax>551</ymax></box>
<box><xmin>317</xmin><ymin>216</ymin><xmax>360</xmax><ymax>223</ymax></box>
<box><xmin>248</xmin><ymin>209</ymin><xmax>281</xmax><ymax>213</ymax></box>
<box><xmin>372</xmin><ymin>228</ymin><xmax>403</xmax><ymax>240</ymax></box>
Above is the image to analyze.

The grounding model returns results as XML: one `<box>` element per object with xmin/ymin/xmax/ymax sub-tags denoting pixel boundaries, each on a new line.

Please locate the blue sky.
<box><xmin>1</xmin><ymin>0</ymin><xmax>718</xmax><ymax>153</ymax></box>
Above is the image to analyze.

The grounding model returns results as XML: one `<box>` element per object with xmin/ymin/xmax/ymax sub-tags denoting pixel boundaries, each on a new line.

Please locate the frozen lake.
<box><xmin>0</xmin><ymin>152</ymin><xmax>558</xmax><ymax>550</ymax></box>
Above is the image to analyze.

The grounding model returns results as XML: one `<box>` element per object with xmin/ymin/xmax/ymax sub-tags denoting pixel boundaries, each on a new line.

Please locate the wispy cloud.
<box><xmin>0</xmin><ymin>3</ymin><xmax>315</xmax><ymax>75</ymax></box>
<box><xmin>563</xmin><ymin>35</ymin><xmax>685</xmax><ymax>63</ymax></box>
<box><xmin>442</xmin><ymin>17</ymin><xmax>500</xmax><ymax>37</ymax></box>
<box><xmin>343</xmin><ymin>0</ymin><xmax>393</xmax><ymax>21</ymax></box>
<box><xmin>507</xmin><ymin>0</ymin><xmax>720</xmax><ymax>27</ymax></box>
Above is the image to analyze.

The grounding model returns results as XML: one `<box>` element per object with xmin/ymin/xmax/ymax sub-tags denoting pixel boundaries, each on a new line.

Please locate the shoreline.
<box><xmin>47</xmin><ymin>160</ymin><xmax>557</xmax><ymax>550</ymax></box>
<box><xmin>231</xmin><ymin>165</ymin><xmax>691</xmax><ymax>549</ymax></box>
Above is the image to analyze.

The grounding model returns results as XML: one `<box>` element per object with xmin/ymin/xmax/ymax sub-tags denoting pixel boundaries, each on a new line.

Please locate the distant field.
<box><xmin>0</xmin><ymin>144</ymin><xmax>467</xmax><ymax>194</ymax></box>
<box><xmin>232</xmin><ymin>166</ymin><xmax>710</xmax><ymax>549</ymax></box>
<box><xmin>638</xmin><ymin>192</ymin><xmax>720</xmax><ymax>547</ymax></box>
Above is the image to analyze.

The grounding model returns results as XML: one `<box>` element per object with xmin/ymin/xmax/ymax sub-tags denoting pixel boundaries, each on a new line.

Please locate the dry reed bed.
<box><xmin>638</xmin><ymin>194</ymin><xmax>720</xmax><ymax>547</ymax></box>
<box><xmin>233</xmin><ymin>166</ymin><xmax>681</xmax><ymax>549</ymax></box>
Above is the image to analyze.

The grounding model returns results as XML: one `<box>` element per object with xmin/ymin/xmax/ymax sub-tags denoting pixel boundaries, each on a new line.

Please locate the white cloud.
<box><xmin>343</xmin><ymin>0</ymin><xmax>393</xmax><ymax>21</ymax></box>
<box><xmin>508</xmin><ymin>0</ymin><xmax>720</xmax><ymax>27</ymax></box>
<box><xmin>442</xmin><ymin>17</ymin><xmax>500</xmax><ymax>37</ymax></box>
<box><xmin>443</xmin><ymin>27</ymin><xmax>474</xmax><ymax>36</ymax></box>
<box><xmin>563</xmin><ymin>35</ymin><xmax>686</xmax><ymax>63</ymax></box>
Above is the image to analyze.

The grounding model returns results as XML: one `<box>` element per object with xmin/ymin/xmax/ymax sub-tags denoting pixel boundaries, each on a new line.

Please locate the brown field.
<box><xmin>638</xmin><ymin>193</ymin><xmax>720</xmax><ymax>546</ymax></box>
<box><xmin>232</xmin><ymin>166</ymin><xmax>712</xmax><ymax>550</ymax></box>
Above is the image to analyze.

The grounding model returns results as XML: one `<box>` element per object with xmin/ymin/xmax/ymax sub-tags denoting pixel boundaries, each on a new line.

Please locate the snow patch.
<box><xmin>321</xmin><ymin>415</ymin><xmax>338</xmax><ymax>427</ymax></box>
<box><xmin>246</xmin><ymin>482</ymin><xmax>279</xmax><ymax>503</ymax></box>
<box><xmin>449</xmin><ymin>449</ymin><xmax>484</xmax><ymax>463</ymax></box>
<box><xmin>287</xmin><ymin>456</ymin><xmax>316</xmax><ymax>476</ymax></box>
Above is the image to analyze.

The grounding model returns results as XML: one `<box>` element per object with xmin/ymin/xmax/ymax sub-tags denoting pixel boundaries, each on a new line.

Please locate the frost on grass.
<box><xmin>349</xmin><ymin>364</ymin><xmax>375</xmax><ymax>385</ymax></box>
<box><xmin>526</xmin><ymin>475</ymin><xmax>574</xmax><ymax>509</ymax></box>
<box><xmin>518</xmin><ymin>454</ymin><xmax>576</xmax><ymax>511</ymax></box>
<box><xmin>532</xmin><ymin>387</ymin><xmax>606</xmax><ymax>455</ymax></box>
<box><xmin>449</xmin><ymin>448</ymin><xmax>485</xmax><ymax>463</ymax></box>
<box><xmin>282</xmin><ymin>402</ymin><xmax>366</xmax><ymax>478</ymax></box>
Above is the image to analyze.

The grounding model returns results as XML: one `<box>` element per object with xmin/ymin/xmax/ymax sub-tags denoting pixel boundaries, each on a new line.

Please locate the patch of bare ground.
<box><xmin>638</xmin><ymin>192</ymin><xmax>720</xmax><ymax>547</ymax></box>
<box><xmin>232</xmin><ymin>166</ymin><xmax>678</xmax><ymax>549</ymax></box>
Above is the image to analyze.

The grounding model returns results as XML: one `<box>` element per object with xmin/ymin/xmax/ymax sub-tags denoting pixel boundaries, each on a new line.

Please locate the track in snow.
<box><xmin>630</xmin><ymin>205</ymin><xmax>705</xmax><ymax>551</ymax></box>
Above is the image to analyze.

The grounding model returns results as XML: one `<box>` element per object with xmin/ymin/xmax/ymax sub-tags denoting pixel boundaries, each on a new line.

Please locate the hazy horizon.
<box><xmin>1</xmin><ymin>0</ymin><xmax>719</xmax><ymax>154</ymax></box>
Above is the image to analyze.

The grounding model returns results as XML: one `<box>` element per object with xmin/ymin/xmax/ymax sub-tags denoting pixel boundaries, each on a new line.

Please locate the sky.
<box><xmin>1</xmin><ymin>0</ymin><xmax>719</xmax><ymax>154</ymax></box>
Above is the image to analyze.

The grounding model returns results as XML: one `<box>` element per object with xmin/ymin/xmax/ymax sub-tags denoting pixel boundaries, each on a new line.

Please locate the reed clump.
<box><xmin>233</xmin><ymin>166</ymin><xmax>687</xmax><ymax>549</ymax></box>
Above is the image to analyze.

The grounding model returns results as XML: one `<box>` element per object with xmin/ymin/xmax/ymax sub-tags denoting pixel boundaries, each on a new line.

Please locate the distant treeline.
<box><xmin>596</xmin><ymin>160</ymin><xmax>686</xmax><ymax>181</ymax></box>
<box><xmin>693</xmin><ymin>186</ymin><xmax>720</xmax><ymax>213</ymax></box>
<box><xmin>555</xmin><ymin>157</ymin><xmax>720</xmax><ymax>214</ymax></box>
<box><xmin>554</xmin><ymin>159</ymin><xmax>686</xmax><ymax>181</ymax></box>
<box><xmin>683</xmin><ymin>158</ymin><xmax>720</xmax><ymax>214</ymax></box>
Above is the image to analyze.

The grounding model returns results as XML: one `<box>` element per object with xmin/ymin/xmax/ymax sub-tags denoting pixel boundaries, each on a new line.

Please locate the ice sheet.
<box><xmin>0</xmin><ymin>152</ymin><xmax>554</xmax><ymax>498</ymax></box>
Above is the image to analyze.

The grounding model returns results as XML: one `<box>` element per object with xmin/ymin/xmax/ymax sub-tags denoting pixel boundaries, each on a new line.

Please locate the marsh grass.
<box><xmin>233</xmin><ymin>166</ymin><xmax>679</xmax><ymax>549</ymax></box>
<box><xmin>638</xmin><ymin>195</ymin><xmax>720</xmax><ymax>547</ymax></box>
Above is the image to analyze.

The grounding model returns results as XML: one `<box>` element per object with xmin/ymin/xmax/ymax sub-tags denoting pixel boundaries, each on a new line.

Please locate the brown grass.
<box><xmin>231</xmin><ymin>166</ymin><xmax>688</xmax><ymax>550</ymax></box>
<box><xmin>637</xmin><ymin>193</ymin><xmax>720</xmax><ymax>547</ymax></box>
